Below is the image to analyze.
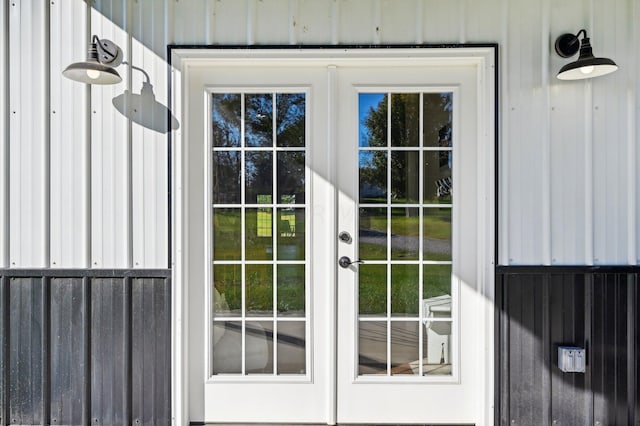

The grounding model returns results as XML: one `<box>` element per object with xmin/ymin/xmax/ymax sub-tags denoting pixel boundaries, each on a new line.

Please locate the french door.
<box><xmin>173</xmin><ymin>48</ymin><xmax>495</xmax><ymax>425</ymax></box>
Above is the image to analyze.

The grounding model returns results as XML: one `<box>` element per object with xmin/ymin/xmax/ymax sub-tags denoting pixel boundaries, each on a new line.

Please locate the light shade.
<box><xmin>62</xmin><ymin>38</ymin><xmax>123</xmax><ymax>85</ymax></box>
<box><xmin>555</xmin><ymin>31</ymin><xmax>618</xmax><ymax>80</ymax></box>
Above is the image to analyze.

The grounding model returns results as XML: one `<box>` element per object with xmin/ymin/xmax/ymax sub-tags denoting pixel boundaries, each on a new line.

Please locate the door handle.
<box><xmin>338</xmin><ymin>256</ymin><xmax>364</xmax><ymax>269</ymax></box>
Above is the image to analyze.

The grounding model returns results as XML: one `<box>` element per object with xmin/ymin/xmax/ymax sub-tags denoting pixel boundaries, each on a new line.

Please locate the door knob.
<box><xmin>338</xmin><ymin>256</ymin><xmax>364</xmax><ymax>268</ymax></box>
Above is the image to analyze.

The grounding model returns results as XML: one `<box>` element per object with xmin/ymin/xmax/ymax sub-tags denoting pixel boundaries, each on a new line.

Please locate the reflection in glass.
<box><xmin>359</xmin><ymin>151</ymin><xmax>387</xmax><ymax>203</ymax></box>
<box><xmin>391</xmin><ymin>264</ymin><xmax>419</xmax><ymax>317</ymax></box>
<box><xmin>245</xmin><ymin>94</ymin><xmax>273</xmax><ymax>147</ymax></box>
<box><xmin>246</xmin><ymin>208</ymin><xmax>273</xmax><ymax>260</ymax></box>
<box><xmin>390</xmin><ymin>93</ymin><xmax>420</xmax><ymax>147</ymax></box>
<box><xmin>277</xmin><ymin>208</ymin><xmax>305</xmax><ymax>260</ymax></box>
<box><xmin>424</xmin><ymin>207</ymin><xmax>452</xmax><ymax>261</ymax></box>
<box><xmin>359</xmin><ymin>321</ymin><xmax>387</xmax><ymax>375</ymax></box>
<box><xmin>245</xmin><ymin>264</ymin><xmax>273</xmax><ymax>316</ymax></box>
<box><xmin>277</xmin><ymin>265</ymin><xmax>305</xmax><ymax>317</ymax></box>
<box><xmin>277</xmin><ymin>152</ymin><xmax>305</xmax><ymax>204</ymax></box>
<box><xmin>212</xmin><ymin>93</ymin><xmax>241</xmax><ymax>147</ymax></box>
<box><xmin>212</xmin><ymin>321</ymin><xmax>242</xmax><ymax>374</ymax></box>
<box><xmin>359</xmin><ymin>207</ymin><xmax>387</xmax><ymax>260</ymax></box>
<box><xmin>359</xmin><ymin>93</ymin><xmax>387</xmax><ymax>147</ymax></box>
<box><xmin>245</xmin><ymin>152</ymin><xmax>273</xmax><ymax>204</ymax></box>
<box><xmin>391</xmin><ymin>207</ymin><xmax>420</xmax><ymax>260</ymax></box>
<box><xmin>277</xmin><ymin>321</ymin><xmax>306</xmax><ymax>374</ymax></box>
<box><xmin>213</xmin><ymin>208</ymin><xmax>241</xmax><ymax>260</ymax></box>
<box><xmin>276</xmin><ymin>93</ymin><xmax>306</xmax><ymax>147</ymax></box>
<box><xmin>212</xmin><ymin>151</ymin><xmax>241</xmax><ymax>204</ymax></box>
<box><xmin>422</xmin><ymin>320</ymin><xmax>452</xmax><ymax>376</ymax></box>
<box><xmin>423</xmin><ymin>93</ymin><xmax>453</xmax><ymax>148</ymax></box>
<box><xmin>358</xmin><ymin>264</ymin><xmax>387</xmax><ymax>316</ymax></box>
<box><xmin>391</xmin><ymin>151</ymin><xmax>420</xmax><ymax>203</ymax></box>
<box><xmin>245</xmin><ymin>321</ymin><xmax>274</xmax><ymax>374</ymax></box>
<box><xmin>391</xmin><ymin>322</ymin><xmax>420</xmax><ymax>375</ymax></box>
<box><xmin>213</xmin><ymin>264</ymin><xmax>241</xmax><ymax>317</ymax></box>
<box><xmin>424</xmin><ymin>151</ymin><xmax>452</xmax><ymax>204</ymax></box>
<box><xmin>423</xmin><ymin>265</ymin><xmax>452</xmax><ymax>301</ymax></box>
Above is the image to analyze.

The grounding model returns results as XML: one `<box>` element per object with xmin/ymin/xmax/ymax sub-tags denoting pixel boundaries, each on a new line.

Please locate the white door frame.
<box><xmin>170</xmin><ymin>46</ymin><xmax>496</xmax><ymax>426</ymax></box>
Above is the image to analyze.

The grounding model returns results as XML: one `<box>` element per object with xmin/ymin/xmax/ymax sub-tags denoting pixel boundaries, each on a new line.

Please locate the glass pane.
<box><xmin>390</xmin><ymin>321</ymin><xmax>420</xmax><ymax>375</ymax></box>
<box><xmin>359</xmin><ymin>151</ymin><xmax>387</xmax><ymax>203</ymax></box>
<box><xmin>277</xmin><ymin>321</ymin><xmax>306</xmax><ymax>374</ymax></box>
<box><xmin>212</xmin><ymin>93</ymin><xmax>241</xmax><ymax>147</ymax></box>
<box><xmin>212</xmin><ymin>151</ymin><xmax>241</xmax><ymax>204</ymax></box>
<box><xmin>358</xmin><ymin>264</ymin><xmax>387</xmax><ymax>317</ymax></box>
<box><xmin>359</xmin><ymin>207</ymin><xmax>387</xmax><ymax>260</ymax></box>
<box><xmin>245</xmin><ymin>152</ymin><xmax>273</xmax><ymax>204</ymax></box>
<box><xmin>359</xmin><ymin>93</ymin><xmax>387</xmax><ymax>147</ymax></box>
<box><xmin>246</xmin><ymin>321</ymin><xmax>274</xmax><ymax>374</ymax></box>
<box><xmin>359</xmin><ymin>321</ymin><xmax>387</xmax><ymax>375</ymax></box>
<box><xmin>213</xmin><ymin>264</ymin><xmax>241</xmax><ymax>317</ymax></box>
<box><xmin>424</xmin><ymin>207</ymin><xmax>452</xmax><ymax>261</ymax></box>
<box><xmin>391</xmin><ymin>207</ymin><xmax>420</xmax><ymax>260</ymax></box>
<box><xmin>276</xmin><ymin>93</ymin><xmax>305</xmax><ymax>147</ymax></box>
<box><xmin>422</xmin><ymin>320</ymin><xmax>452</xmax><ymax>376</ymax></box>
<box><xmin>423</xmin><ymin>264</ymin><xmax>452</xmax><ymax>302</ymax></box>
<box><xmin>391</xmin><ymin>151</ymin><xmax>420</xmax><ymax>203</ymax></box>
<box><xmin>423</xmin><ymin>93</ymin><xmax>453</xmax><ymax>148</ymax></box>
<box><xmin>390</xmin><ymin>93</ymin><xmax>419</xmax><ymax>147</ymax></box>
<box><xmin>277</xmin><ymin>265</ymin><xmax>305</xmax><ymax>317</ymax></box>
<box><xmin>277</xmin><ymin>208</ymin><xmax>305</xmax><ymax>261</ymax></box>
<box><xmin>245</xmin><ymin>208</ymin><xmax>273</xmax><ymax>260</ymax></box>
<box><xmin>246</xmin><ymin>264</ymin><xmax>273</xmax><ymax>316</ymax></box>
<box><xmin>212</xmin><ymin>321</ymin><xmax>242</xmax><ymax>374</ymax></box>
<box><xmin>245</xmin><ymin>94</ymin><xmax>273</xmax><ymax>147</ymax></box>
<box><xmin>423</xmin><ymin>151</ymin><xmax>452</xmax><ymax>204</ymax></box>
<box><xmin>391</xmin><ymin>264</ymin><xmax>419</xmax><ymax>317</ymax></box>
<box><xmin>213</xmin><ymin>208</ymin><xmax>241</xmax><ymax>260</ymax></box>
<box><xmin>277</xmin><ymin>151</ymin><xmax>305</xmax><ymax>204</ymax></box>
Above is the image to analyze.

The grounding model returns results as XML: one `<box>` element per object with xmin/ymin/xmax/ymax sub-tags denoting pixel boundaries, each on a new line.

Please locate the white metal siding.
<box><xmin>1</xmin><ymin>0</ymin><xmax>639</xmax><ymax>267</ymax></box>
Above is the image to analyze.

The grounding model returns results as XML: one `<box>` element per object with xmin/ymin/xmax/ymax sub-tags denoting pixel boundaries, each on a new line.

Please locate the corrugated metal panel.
<box><xmin>91</xmin><ymin>1</ymin><xmax>132</xmax><ymax>269</ymax></box>
<box><xmin>8</xmin><ymin>1</ymin><xmax>49</xmax><ymax>268</ymax></box>
<box><xmin>49</xmin><ymin>0</ymin><xmax>90</xmax><ymax>268</ymax></box>
<box><xmin>0</xmin><ymin>0</ymin><xmax>8</xmax><ymax>269</ymax></box>
<box><xmin>4</xmin><ymin>0</ymin><xmax>640</xmax><ymax>268</ymax></box>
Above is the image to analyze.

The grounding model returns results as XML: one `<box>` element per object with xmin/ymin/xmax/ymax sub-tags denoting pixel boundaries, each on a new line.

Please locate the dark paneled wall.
<box><xmin>0</xmin><ymin>270</ymin><xmax>171</xmax><ymax>426</ymax></box>
<box><xmin>497</xmin><ymin>267</ymin><xmax>639</xmax><ymax>426</ymax></box>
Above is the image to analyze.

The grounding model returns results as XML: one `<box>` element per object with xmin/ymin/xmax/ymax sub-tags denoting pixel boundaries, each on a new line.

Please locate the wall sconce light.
<box><xmin>555</xmin><ymin>29</ymin><xmax>618</xmax><ymax>80</ymax></box>
<box><xmin>63</xmin><ymin>35</ymin><xmax>123</xmax><ymax>84</ymax></box>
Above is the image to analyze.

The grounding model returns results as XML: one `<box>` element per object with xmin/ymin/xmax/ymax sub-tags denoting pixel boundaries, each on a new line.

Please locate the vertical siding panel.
<box><xmin>132</xmin><ymin>278</ymin><xmax>171</xmax><ymax>426</ymax></box>
<box><xmin>91</xmin><ymin>278</ymin><xmax>127</xmax><ymax>425</ymax></box>
<box><xmin>549</xmin><ymin>1</ymin><xmax>589</xmax><ymax>264</ymax></box>
<box><xmin>208</xmin><ymin>0</ymin><xmax>248</xmax><ymax>45</ymax></box>
<box><xmin>50</xmin><ymin>278</ymin><xmax>85</xmax><ymax>426</ymax></box>
<box><xmin>50</xmin><ymin>0</ymin><xmax>90</xmax><ymax>268</ymax></box>
<box><xmin>131</xmin><ymin>0</ymin><xmax>170</xmax><ymax>269</ymax></box>
<box><xmin>338</xmin><ymin>0</ymin><xmax>375</xmax><ymax>44</ymax></box>
<box><xmin>498</xmin><ymin>0</ymin><xmax>510</xmax><ymax>265</ymax></box>
<box><xmin>592</xmin><ymin>0</ymin><xmax>628</xmax><ymax>265</ymax></box>
<box><xmin>635</xmin><ymin>0</ymin><xmax>640</xmax><ymax>265</ymax></box>
<box><xmin>172</xmin><ymin>0</ymin><xmax>209</xmax><ymax>44</ymax></box>
<box><xmin>0</xmin><ymin>0</ymin><xmax>8</xmax><ymax>269</ymax></box>
<box><xmin>506</xmin><ymin>0</ymin><xmax>544</xmax><ymax>264</ymax></box>
<box><xmin>465</xmin><ymin>0</ymin><xmax>503</xmax><ymax>42</ymax></box>
<box><xmin>254</xmin><ymin>0</ymin><xmax>289</xmax><ymax>44</ymax></box>
<box><xmin>296</xmin><ymin>0</ymin><xmax>333</xmax><ymax>44</ymax></box>
<box><xmin>8</xmin><ymin>0</ymin><xmax>49</xmax><ymax>268</ymax></box>
<box><xmin>627</xmin><ymin>0</ymin><xmax>637</xmax><ymax>265</ymax></box>
<box><xmin>91</xmin><ymin>1</ymin><xmax>131</xmax><ymax>269</ymax></box>
<box><xmin>422</xmin><ymin>0</ymin><xmax>462</xmax><ymax>43</ymax></box>
<box><xmin>9</xmin><ymin>278</ymin><xmax>43</xmax><ymax>425</ymax></box>
<box><xmin>379</xmin><ymin>0</ymin><xmax>418</xmax><ymax>44</ymax></box>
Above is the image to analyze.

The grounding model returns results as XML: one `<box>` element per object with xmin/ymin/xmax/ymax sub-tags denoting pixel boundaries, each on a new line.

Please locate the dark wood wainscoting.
<box><xmin>496</xmin><ymin>267</ymin><xmax>639</xmax><ymax>425</ymax></box>
<box><xmin>0</xmin><ymin>269</ymin><xmax>171</xmax><ymax>426</ymax></box>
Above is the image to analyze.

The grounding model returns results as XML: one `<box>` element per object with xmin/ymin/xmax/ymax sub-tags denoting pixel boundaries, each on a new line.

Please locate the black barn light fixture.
<box><xmin>554</xmin><ymin>29</ymin><xmax>618</xmax><ymax>80</ymax></box>
<box><xmin>63</xmin><ymin>35</ymin><xmax>124</xmax><ymax>84</ymax></box>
